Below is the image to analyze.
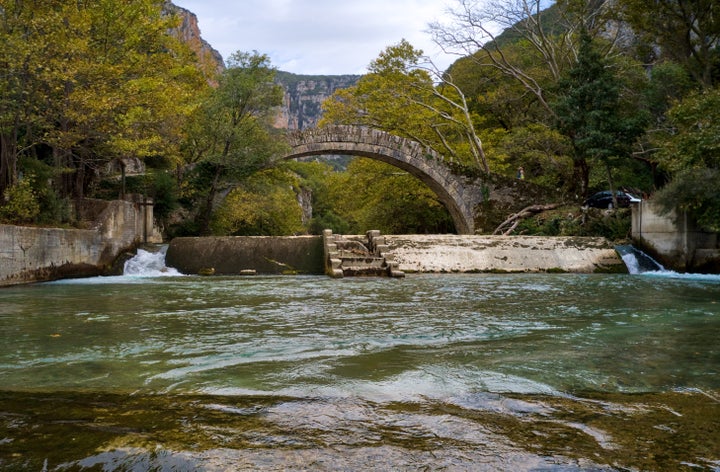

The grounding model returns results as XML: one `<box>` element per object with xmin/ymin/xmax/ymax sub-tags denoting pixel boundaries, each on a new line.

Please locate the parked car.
<box><xmin>582</xmin><ymin>190</ymin><xmax>641</xmax><ymax>209</ymax></box>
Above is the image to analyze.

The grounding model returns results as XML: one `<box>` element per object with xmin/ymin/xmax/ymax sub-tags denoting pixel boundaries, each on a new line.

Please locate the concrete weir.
<box><xmin>165</xmin><ymin>235</ymin><xmax>324</xmax><ymax>276</ymax></box>
<box><xmin>383</xmin><ymin>234</ymin><xmax>625</xmax><ymax>273</ymax></box>
<box><xmin>166</xmin><ymin>233</ymin><xmax>626</xmax><ymax>276</ymax></box>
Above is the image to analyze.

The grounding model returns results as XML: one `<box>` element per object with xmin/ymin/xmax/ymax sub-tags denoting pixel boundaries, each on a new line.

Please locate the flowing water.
<box><xmin>0</xmin><ymin>248</ymin><xmax>719</xmax><ymax>471</ymax></box>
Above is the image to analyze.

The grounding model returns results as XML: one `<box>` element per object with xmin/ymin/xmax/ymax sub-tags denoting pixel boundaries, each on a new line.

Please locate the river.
<box><xmin>0</xmin><ymin>248</ymin><xmax>719</xmax><ymax>471</ymax></box>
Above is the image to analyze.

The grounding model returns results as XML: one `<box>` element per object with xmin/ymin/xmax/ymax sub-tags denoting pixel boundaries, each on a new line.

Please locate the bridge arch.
<box><xmin>282</xmin><ymin>126</ymin><xmax>479</xmax><ymax>234</ymax></box>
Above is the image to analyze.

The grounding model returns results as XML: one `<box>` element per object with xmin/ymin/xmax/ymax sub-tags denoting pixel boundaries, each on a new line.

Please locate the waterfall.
<box><xmin>616</xmin><ymin>246</ymin><xmax>720</xmax><ymax>280</ymax></box>
<box><xmin>615</xmin><ymin>245</ymin><xmax>665</xmax><ymax>274</ymax></box>
<box><xmin>123</xmin><ymin>246</ymin><xmax>181</xmax><ymax>277</ymax></box>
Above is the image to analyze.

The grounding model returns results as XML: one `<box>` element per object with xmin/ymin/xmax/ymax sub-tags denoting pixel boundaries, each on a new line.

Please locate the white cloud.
<box><xmin>172</xmin><ymin>0</ymin><xmax>456</xmax><ymax>75</ymax></box>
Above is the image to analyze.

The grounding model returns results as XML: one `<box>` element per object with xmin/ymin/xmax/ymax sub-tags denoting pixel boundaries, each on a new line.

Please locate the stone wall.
<box><xmin>631</xmin><ymin>201</ymin><xmax>720</xmax><ymax>272</ymax></box>
<box><xmin>165</xmin><ymin>234</ymin><xmax>625</xmax><ymax>275</ymax></box>
<box><xmin>0</xmin><ymin>199</ymin><xmax>162</xmax><ymax>286</ymax></box>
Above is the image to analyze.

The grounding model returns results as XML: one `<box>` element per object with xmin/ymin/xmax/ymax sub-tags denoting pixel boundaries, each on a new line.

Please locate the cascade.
<box><xmin>123</xmin><ymin>245</ymin><xmax>181</xmax><ymax>277</ymax></box>
<box><xmin>616</xmin><ymin>245</ymin><xmax>720</xmax><ymax>280</ymax></box>
<box><xmin>615</xmin><ymin>245</ymin><xmax>665</xmax><ymax>274</ymax></box>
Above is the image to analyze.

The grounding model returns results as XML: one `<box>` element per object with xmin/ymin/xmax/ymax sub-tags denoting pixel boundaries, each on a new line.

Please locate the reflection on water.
<box><xmin>0</xmin><ymin>272</ymin><xmax>719</xmax><ymax>470</ymax></box>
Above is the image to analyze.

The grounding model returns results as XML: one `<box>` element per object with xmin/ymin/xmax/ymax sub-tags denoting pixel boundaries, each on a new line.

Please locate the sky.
<box><xmin>172</xmin><ymin>0</ymin><xmax>458</xmax><ymax>75</ymax></box>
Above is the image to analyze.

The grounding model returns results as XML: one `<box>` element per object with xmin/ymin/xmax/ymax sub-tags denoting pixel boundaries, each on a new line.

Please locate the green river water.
<box><xmin>0</xmin><ymin>250</ymin><xmax>719</xmax><ymax>471</ymax></box>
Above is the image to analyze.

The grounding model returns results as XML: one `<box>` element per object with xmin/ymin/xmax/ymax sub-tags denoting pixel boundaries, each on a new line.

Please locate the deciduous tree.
<box><xmin>618</xmin><ymin>0</ymin><xmax>720</xmax><ymax>88</ymax></box>
<box><xmin>429</xmin><ymin>0</ymin><xmax>620</xmax><ymax>116</ymax></box>
<box><xmin>652</xmin><ymin>87</ymin><xmax>720</xmax><ymax>231</ymax></box>
<box><xmin>183</xmin><ymin>51</ymin><xmax>286</xmax><ymax>235</ymax></box>
<box><xmin>0</xmin><ymin>0</ymin><xmax>206</xmax><ymax>207</ymax></box>
<box><xmin>322</xmin><ymin>40</ymin><xmax>491</xmax><ymax>172</ymax></box>
<box><xmin>211</xmin><ymin>168</ymin><xmax>305</xmax><ymax>236</ymax></box>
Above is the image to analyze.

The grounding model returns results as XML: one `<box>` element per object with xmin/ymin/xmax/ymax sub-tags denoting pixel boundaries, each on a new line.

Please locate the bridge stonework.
<box><xmin>284</xmin><ymin>126</ymin><xmax>488</xmax><ymax>234</ymax></box>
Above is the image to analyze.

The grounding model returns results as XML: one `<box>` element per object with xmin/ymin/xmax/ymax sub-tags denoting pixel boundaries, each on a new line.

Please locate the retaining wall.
<box><xmin>0</xmin><ymin>199</ymin><xmax>162</xmax><ymax>286</ymax></box>
<box><xmin>631</xmin><ymin>201</ymin><xmax>720</xmax><ymax>272</ymax></box>
<box><xmin>384</xmin><ymin>235</ymin><xmax>624</xmax><ymax>273</ymax></box>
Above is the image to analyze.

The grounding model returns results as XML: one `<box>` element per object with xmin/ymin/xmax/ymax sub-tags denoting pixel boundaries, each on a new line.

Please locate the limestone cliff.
<box><xmin>274</xmin><ymin>72</ymin><xmax>360</xmax><ymax>130</ymax></box>
<box><xmin>164</xmin><ymin>1</ymin><xmax>225</xmax><ymax>74</ymax></box>
<box><xmin>164</xmin><ymin>3</ymin><xmax>359</xmax><ymax>129</ymax></box>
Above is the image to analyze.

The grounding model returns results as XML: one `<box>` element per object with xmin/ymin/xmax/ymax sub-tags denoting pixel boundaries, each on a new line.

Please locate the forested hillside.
<box><xmin>1</xmin><ymin>0</ymin><xmax>718</xmax><ymax>237</ymax></box>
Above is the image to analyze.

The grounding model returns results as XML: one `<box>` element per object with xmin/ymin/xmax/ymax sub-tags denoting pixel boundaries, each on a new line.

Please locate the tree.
<box><xmin>618</xmin><ymin>0</ymin><xmax>720</xmax><ymax>88</ymax></box>
<box><xmin>0</xmin><ymin>0</ymin><xmax>206</xmax><ymax>207</ymax></box>
<box><xmin>551</xmin><ymin>31</ymin><xmax>649</xmax><ymax>199</ymax></box>
<box><xmin>324</xmin><ymin>159</ymin><xmax>454</xmax><ymax>234</ymax></box>
<box><xmin>183</xmin><ymin>51</ymin><xmax>286</xmax><ymax>235</ymax></box>
<box><xmin>0</xmin><ymin>175</ymin><xmax>40</xmax><ymax>224</ymax></box>
<box><xmin>322</xmin><ymin>40</ymin><xmax>491</xmax><ymax>172</ymax></box>
<box><xmin>429</xmin><ymin>0</ymin><xmax>621</xmax><ymax>117</ymax></box>
<box><xmin>211</xmin><ymin>168</ymin><xmax>305</xmax><ymax>236</ymax></box>
<box><xmin>651</xmin><ymin>87</ymin><xmax>720</xmax><ymax>232</ymax></box>
<box><xmin>496</xmin><ymin>123</ymin><xmax>573</xmax><ymax>187</ymax></box>
<box><xmin>0</xmin><ymin>0</ymin><xmax>54</xmax><ymax>195</ymax></box>
<box><xmin>446</xmin><ymin>40</ymin><xmax>556</xmax><ymax>131</ymax></box>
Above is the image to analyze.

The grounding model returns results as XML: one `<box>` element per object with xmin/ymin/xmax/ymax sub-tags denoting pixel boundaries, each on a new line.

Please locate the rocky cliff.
<box><xmin>273</xmin><ymin>72</ymin><xmax>360</xmax><ymax>130</ymax></box>
<box><xmin>166</xmin><ymin>3</ymin><xmax>359</xmax><ymax>130</ymax></box>
<box><xmin>164</xmin><ymin>1</ymin><xmax>225</xmax><ymax>74</ymax></box>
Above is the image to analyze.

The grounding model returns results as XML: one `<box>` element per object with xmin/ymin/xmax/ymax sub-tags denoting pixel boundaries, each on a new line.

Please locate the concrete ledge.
<box><xmin>384</xmin><ymin>235</ymin><xmax>625</xmax><ymax>273</ymax></box>
<box><xmin>0</xmin><ymin>225</ymin><xmax>104</xmax><ymax>286</ymax></box>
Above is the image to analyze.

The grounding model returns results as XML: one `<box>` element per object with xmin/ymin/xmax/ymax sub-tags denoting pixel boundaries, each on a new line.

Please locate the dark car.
<box><xmin>582</xmin><ymin>190</ymin><xmax>641</xmax><ymax>209</ymax></box>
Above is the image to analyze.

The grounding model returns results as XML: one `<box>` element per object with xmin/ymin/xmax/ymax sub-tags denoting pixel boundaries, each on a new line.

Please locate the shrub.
<box><xmin>0</xmin><ymin>177</ymin><xmax>41</xmax><ymax>224</ymax></box>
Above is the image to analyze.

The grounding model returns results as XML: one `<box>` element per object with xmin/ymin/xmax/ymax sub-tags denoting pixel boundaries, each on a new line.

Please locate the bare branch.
<box><xmin>492</xmin><ymin>203</ymin><xmax>561</xmax><ymax>235</ymax></box>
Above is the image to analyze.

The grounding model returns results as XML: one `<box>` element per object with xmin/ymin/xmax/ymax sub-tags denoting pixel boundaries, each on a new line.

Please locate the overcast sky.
<box><xmin>172</xmin><ymin>0</ymin><xmax>457</xmax><ymax>75</ymax></box>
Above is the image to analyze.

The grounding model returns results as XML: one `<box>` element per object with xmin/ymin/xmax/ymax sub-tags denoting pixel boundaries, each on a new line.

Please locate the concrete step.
<box><xmin>322</xmin><ymin>229</ymin><xmax>404</xmax><ymax>278</ymax></box>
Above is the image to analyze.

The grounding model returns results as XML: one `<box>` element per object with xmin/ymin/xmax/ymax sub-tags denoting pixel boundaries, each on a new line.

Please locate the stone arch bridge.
<box><xmin>283</xmin><ymin>125</ymin><xmax>540</xmax><ymax>234</ymax></box>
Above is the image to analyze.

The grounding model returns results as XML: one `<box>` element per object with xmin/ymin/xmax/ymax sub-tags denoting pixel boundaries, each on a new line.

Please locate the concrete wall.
<box><xmin>166</xmin><ymin>234</ymin><xmax>625</xmax><ymax>275</ymax></box>
<box><xmin>166</xmin><ymin>236</ymin><xmax>325</xmax><ymax>275</ymax></box>
<box><xmin>632</xmin><ymin>201</ymin><xmax>720</xmax><ymax>271</ymax></box>
<box><xmin>0</xmin><ymin>225</ymin><xmax>104</xmax><ymax>285</ymax></box>
<box><xmin>0</xmin><ymin>199</ymin><xmax>162</xmax><ymax>286</ymax></box>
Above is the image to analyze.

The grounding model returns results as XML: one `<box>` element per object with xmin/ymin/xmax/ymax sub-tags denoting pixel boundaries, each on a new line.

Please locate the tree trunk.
<box><xmin>574</xmin><ymin>157</ymin><xmax>590</xmax><ymax>198</ymax></box>
<box><xmin>605</xmin><ymin>161</ymin><xmax>618</xmax><ymax>209</ymax></box>
<box><xmin>197</xmin><ymin>167</ymin><xmax>222</xmax><ymax>236</ymax></box>
<box><xmin>0</xmin><ymin>132</ymin><xmax>17</xmax><ymax>195</ymax></box>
